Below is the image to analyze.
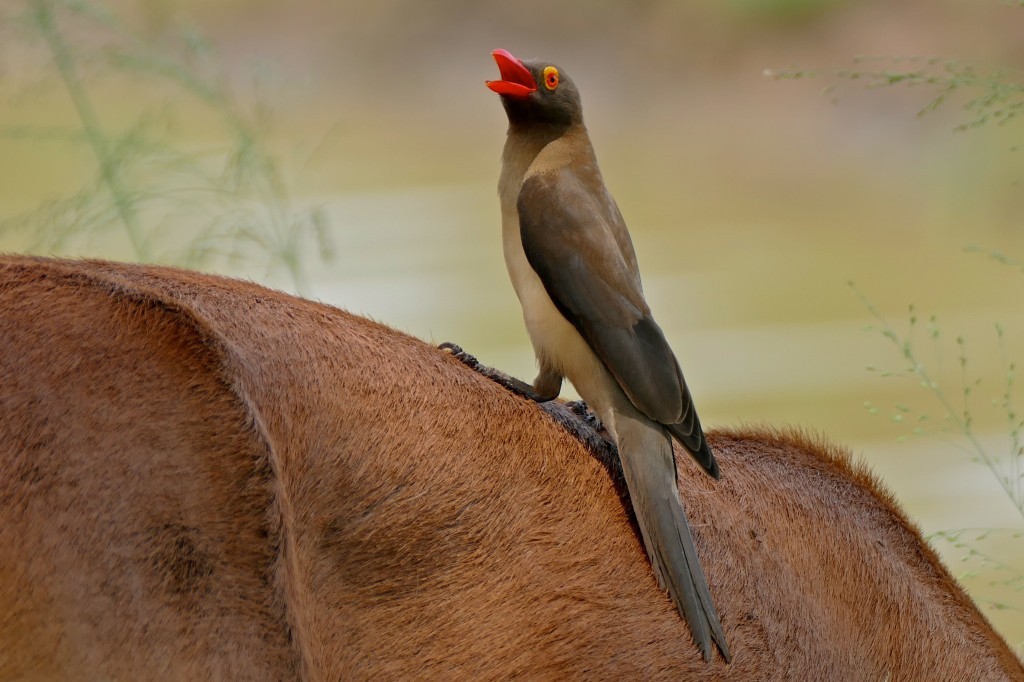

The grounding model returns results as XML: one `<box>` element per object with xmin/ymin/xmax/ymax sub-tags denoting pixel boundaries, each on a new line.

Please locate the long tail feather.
<box><xmin>615</xmin><ymin>412</ymin><xmax>729</xmax><ymax>662</ymax></box>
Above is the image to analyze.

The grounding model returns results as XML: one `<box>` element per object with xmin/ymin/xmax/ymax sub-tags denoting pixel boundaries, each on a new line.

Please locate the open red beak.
<box><xmin>486</xmin><ymin>49</ymin><xmax>536</xmax><ymax>99</ymax></box>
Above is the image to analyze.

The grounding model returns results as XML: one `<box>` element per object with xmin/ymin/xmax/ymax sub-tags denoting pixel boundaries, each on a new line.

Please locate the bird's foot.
<box><xmin>438</xmin><ymin>342</ymin><xmax>481</xmax><ymax>370</ymax></box>
<box><xmin>565</xmin><ymin>400</ymin><xmax>603</xmax><ymax>431</ymax></box>
<box><xmin>438</xmin><ymin>342</ymin><xmax>549</xmax><ymax>402</ymax></box>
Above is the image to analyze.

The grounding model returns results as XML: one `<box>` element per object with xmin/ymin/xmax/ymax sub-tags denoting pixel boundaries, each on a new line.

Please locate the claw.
<box><xmin>439</xmin><ymin>342</ymin><xmax>480</xmax><ymax>369</ymax></box>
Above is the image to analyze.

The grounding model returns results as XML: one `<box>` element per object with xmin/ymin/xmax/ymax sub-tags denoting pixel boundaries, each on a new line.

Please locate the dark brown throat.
<box><xmin>501</xmin><ymin>95</ymin><xmax>581</xmax><ymax>134</ymax></box>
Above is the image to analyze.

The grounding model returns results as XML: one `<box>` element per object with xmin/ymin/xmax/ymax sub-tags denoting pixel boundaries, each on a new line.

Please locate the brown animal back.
<box><xmin>0</xmin><ymin>256</ymin><xmax>1020</xmax><ymax>680</ymax></box>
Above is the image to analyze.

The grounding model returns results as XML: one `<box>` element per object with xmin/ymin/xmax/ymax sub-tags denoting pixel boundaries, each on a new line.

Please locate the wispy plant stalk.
<box><xmin>852</xmin><ymin>282</ymin><xmax>1024</xmax><ymax>518</ymax></box>
<box><xmin>29</xmin><ymin>0</ymin><xmax>149</xmax><ymax>260</ymax></box>
<box><xmin>2</xmin><ymin>0</ymin><xmax>332</xmax><ymax>293</ymax></box>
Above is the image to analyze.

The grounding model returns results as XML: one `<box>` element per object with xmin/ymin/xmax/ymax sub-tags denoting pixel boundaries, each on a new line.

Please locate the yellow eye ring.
<box><xmin>543</xmin><ymin>66</ymin><xmax>559</xmax><ymax>91</ymax></box>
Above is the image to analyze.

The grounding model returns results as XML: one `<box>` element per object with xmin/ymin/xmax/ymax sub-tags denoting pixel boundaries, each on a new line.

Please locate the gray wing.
<box><xmin>517</xmin><ymin>170</ymin><xmax>717</xmax><ymax>476</ymax></box>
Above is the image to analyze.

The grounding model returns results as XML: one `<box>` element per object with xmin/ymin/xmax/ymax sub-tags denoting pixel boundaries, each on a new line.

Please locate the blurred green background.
<box><xmin>1</xmin><ymin>0</ymin><xmax>1022</xmax><ymax>649</ymax></box>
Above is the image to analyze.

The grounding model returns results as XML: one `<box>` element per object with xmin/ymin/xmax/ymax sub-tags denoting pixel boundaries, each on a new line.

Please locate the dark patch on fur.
<box><xmin>150</xmin><ymin>522</ymin><xmax>215</xmax><ymax>601</ymax></box>
<box><xmin>12</xmin><ymin>438</ymin><xmax>61</xmax><ymax>491</ymax></box>
<box><xmin>318</xmin><ymin>481</ymin><xmax>477</xmax><ymax>601</ymax></box>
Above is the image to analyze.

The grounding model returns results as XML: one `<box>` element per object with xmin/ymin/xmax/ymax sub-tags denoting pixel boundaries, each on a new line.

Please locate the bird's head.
<box><xmin>486</xmin><ymin>49</ymin><xmax>582</xmax><ymax>130</ymax></box>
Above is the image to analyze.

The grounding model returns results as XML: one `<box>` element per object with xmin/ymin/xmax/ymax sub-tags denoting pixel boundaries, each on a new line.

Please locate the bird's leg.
<box><xmin>438</xmin><ymin>342</ymin><xmax>556</xmax><ymax>402</ymax></box>
<box><xmin>531</xmin><ymin>367</ymin><xmax>563</xmax><ymax>402</ymax></box>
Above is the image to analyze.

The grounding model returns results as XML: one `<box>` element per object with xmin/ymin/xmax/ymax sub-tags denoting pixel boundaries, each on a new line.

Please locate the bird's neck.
<box><xmin>498</xmin><ymin>123</ymin><xmax>589</xmax><ymax>203</ymax></box>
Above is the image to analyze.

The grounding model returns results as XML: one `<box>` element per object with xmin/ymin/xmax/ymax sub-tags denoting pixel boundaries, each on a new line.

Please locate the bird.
<box><xmin>485</xmin><ymin>48</ymin><xmax>730</xmax><ymax>663</ymax></box>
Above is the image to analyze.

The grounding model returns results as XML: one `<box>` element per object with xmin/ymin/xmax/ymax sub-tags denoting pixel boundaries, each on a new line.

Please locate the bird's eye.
<box><xmin>543</xmin><ymin>66</ymin><xmax>559</xmax><ymax>91</ymax></box>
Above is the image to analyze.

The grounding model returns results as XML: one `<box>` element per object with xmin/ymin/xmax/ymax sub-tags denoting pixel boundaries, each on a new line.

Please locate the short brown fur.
<box><xmin>0</xmin><ymin>256</ymin><xmax>1020</xmax><ymax>680</ymax></box>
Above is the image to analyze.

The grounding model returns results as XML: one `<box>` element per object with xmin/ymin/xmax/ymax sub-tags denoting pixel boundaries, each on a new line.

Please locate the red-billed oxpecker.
<box><xmin>486</xmin><ymin>49</ymin><xmax>729</xmax><ymax>662</ymax></box>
